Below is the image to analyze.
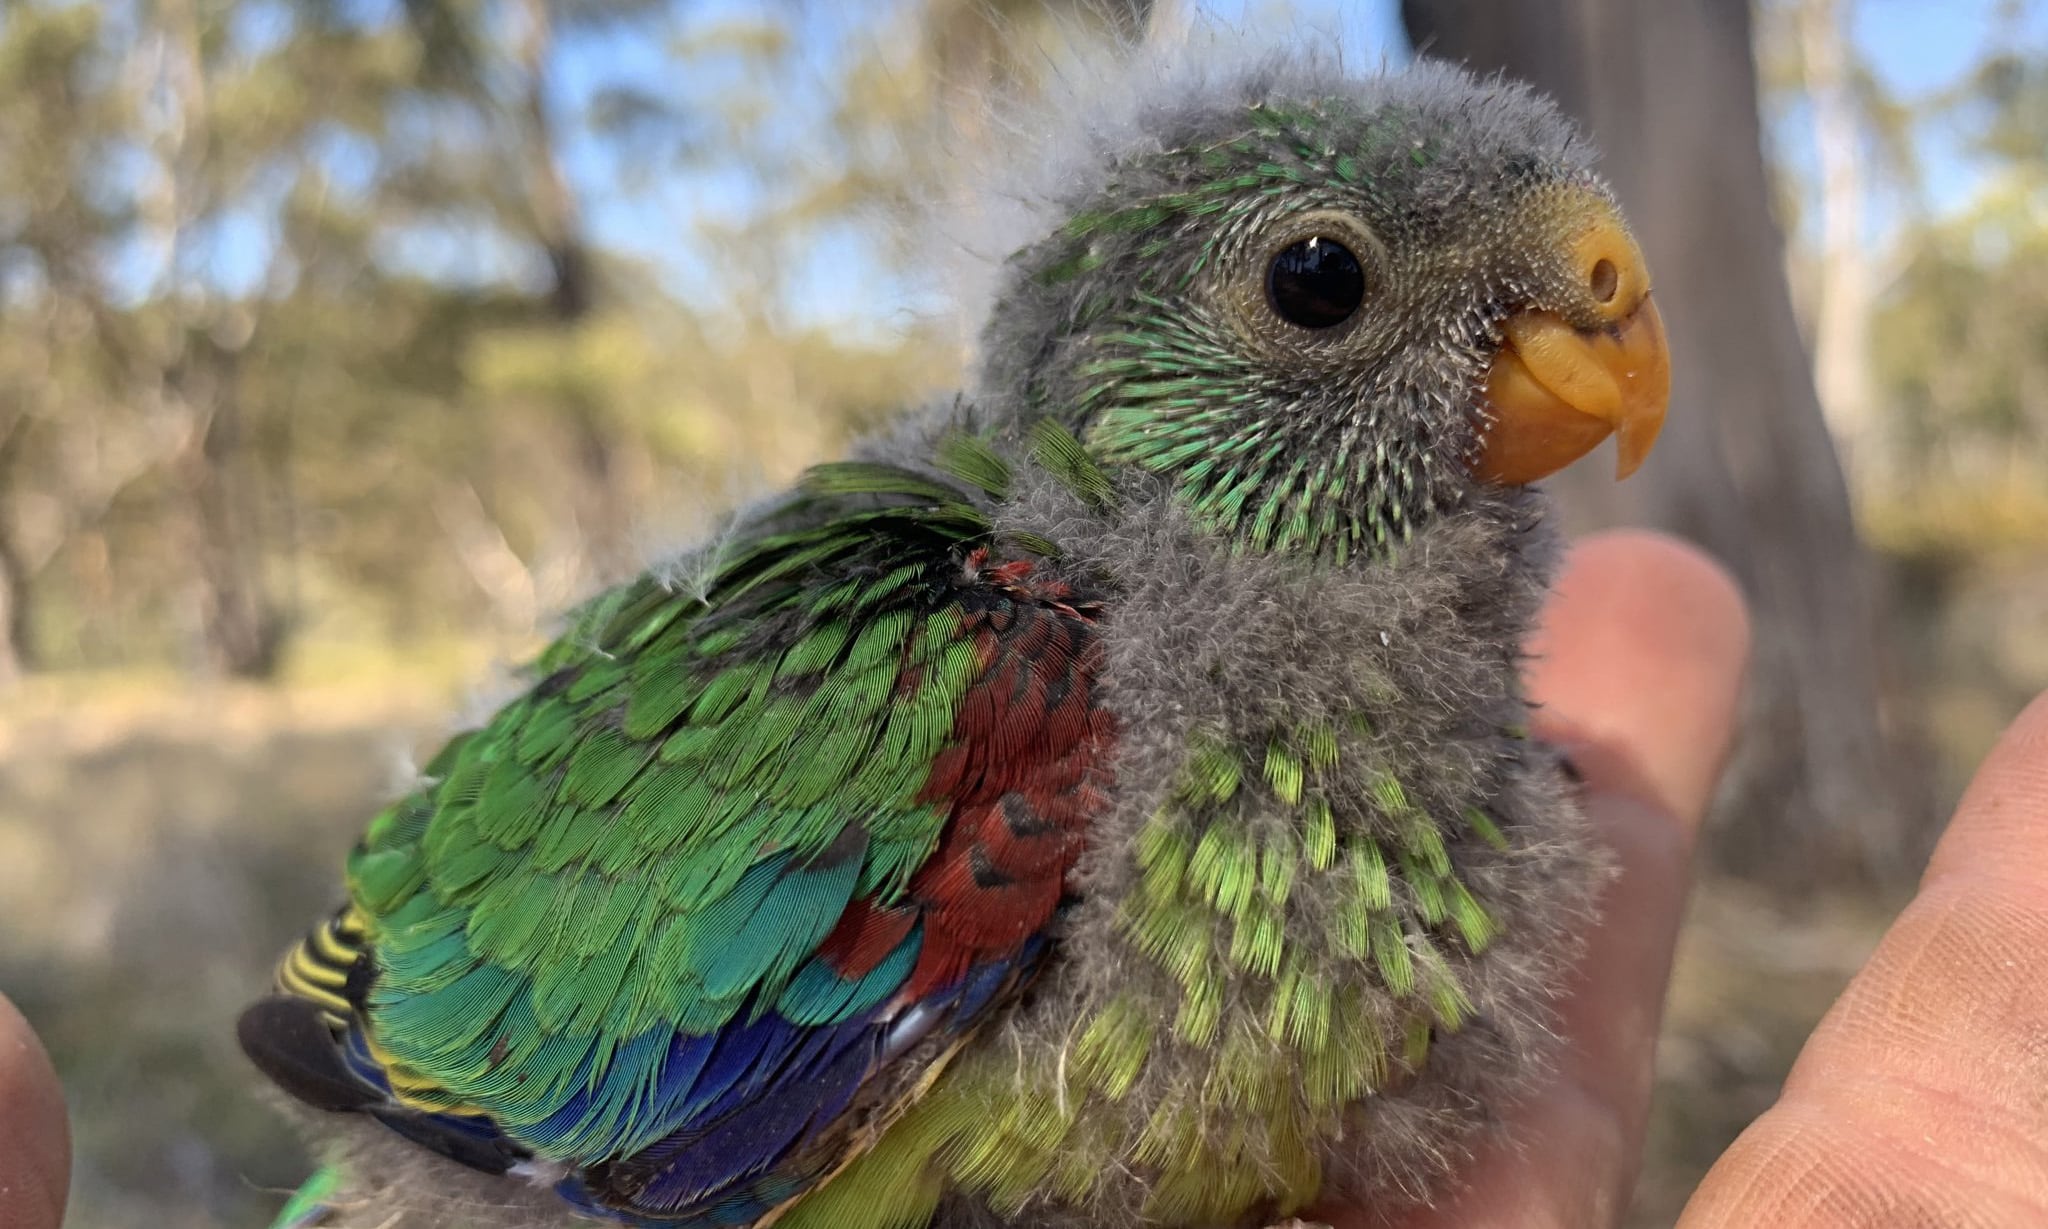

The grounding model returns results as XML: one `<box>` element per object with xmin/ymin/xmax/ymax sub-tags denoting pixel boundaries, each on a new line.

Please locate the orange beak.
<box><xmin>1471</xmin><ymin>214</ymin><xmax>1672</xmax><ymax>486</ymax></box>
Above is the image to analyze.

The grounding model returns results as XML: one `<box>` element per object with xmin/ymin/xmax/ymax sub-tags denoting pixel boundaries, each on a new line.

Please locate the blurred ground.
<box><xmin>0</xmin><ymin>662</ymin><xmax>489</xmax><ymax>1229</ymax></box>
<box><xmin>0</xmin><ymin>553</ymin><xmax>2038</xmax><ymax>1229</ymax></box>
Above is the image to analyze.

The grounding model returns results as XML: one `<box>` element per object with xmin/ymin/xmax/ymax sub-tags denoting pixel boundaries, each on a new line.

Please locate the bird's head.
<box><xmin>978</xmin><ymin>59</ymin><xmax>1670</xmax><ymax>561</ymax></box>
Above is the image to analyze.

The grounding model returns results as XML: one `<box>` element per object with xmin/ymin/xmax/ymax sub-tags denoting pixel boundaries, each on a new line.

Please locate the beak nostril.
<box><xmin>1589</xmin><ymin>258</ymin><xmax>1619</xmax><ymax>304</ymax></box>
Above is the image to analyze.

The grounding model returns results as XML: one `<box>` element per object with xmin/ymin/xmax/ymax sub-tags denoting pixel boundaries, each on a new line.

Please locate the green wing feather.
<box><xmin>341</xmin><ymin>461</ymin><xmax>1010</xmax><ymax>1161</ymax></box>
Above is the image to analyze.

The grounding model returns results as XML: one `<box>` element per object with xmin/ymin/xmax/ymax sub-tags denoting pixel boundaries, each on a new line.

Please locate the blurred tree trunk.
<box><xmin>512</xmin><ymin>0</ymin><xmax>594</xmax><ymax>326</ymax></box>
<box><xmin>0</xmin><ymin>411</ymin><xmax>35</xmax><ymax>683</ymax></box>
<box><xmin>1796</xmin><ymin>0</ymin><xmax>1879</xmax><ymax>471</ymax></box>
<box><xmin>1401</xmin><ymin>0</ymin><xmax>1926</xmax><ymax>885</ymax></box>
<box><xmin>149</xmin><ymin>0</ymin><xmax>288</xmax><ymax>678</ymax></box>
<box><xmin>0</xmin><ymin>546</ymin><xmax>29</xmax><ymax>685</ymax></box>
<box><xmin>510</xmin><ymin>0</ymin><xmax>631</xmax><ymax>583</ymax></box>
<box><xmin>180</xmin><ymin>347</ymin><xmax>286</xmax><ymax>678</ymax></box>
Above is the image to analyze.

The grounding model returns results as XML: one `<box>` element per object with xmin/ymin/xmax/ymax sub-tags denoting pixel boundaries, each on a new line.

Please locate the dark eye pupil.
<box><xmin>1266</xmin><ymin>236</ymin><xmax>1365</xmax><ymax>329</ymax></box>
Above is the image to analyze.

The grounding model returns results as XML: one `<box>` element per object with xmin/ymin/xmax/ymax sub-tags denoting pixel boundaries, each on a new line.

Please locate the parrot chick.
<box><xmin>239</xmin><ymin>47</ymin><xmax>1671</xmax><ymax>1229</ymax></box>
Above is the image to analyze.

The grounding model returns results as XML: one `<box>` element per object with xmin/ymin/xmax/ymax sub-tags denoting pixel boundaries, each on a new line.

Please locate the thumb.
<box><xmin>1524</xmin><ymin>528</ymin><xmax>1753</xmax><ymax>826</ymax></box>
<box><xmin>0</xmin><ymin>994</ymin><xmax>69</xmax><ymax>1229</ymax></box>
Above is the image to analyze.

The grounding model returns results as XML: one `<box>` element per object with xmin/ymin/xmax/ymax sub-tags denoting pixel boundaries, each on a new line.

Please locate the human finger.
<box><xmin>1680</xmin><ymin>690</ymin><xmax>2048</xmax><ymax>1227</ymax></box>
<box><xmin>0</xmin><ymin>993</ymin><xmax>70</xmax><ymax>1229</ymax></box>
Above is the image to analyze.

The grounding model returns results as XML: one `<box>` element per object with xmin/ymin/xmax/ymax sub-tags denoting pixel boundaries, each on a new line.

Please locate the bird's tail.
<box><xmin>272</xmin><ymin>904</ymin><xmax>368</xmax><ymax>1030</ymax></box>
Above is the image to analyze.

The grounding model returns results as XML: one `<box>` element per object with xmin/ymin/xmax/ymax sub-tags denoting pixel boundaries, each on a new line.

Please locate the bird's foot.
<box><xmin>1264</xmin><ymin>1221</ymin><xmax>1332</xmax><ymax>1229</ymax></box>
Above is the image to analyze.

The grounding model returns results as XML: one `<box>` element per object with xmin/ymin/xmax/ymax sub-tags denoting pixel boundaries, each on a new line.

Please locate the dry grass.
<box><xmin>0</xmin><ymin>678</ymin><xmax>460</xmax><ymax>1229</ymax></box>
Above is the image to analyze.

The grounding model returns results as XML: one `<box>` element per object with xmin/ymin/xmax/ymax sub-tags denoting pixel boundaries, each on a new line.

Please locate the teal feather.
<box><xmin>777</xmin><ymin>929</ymin><xmax>923</xmax><ymax>1026</ymax></box>
<box><xmin>330</xmin><ymin>461</ymin><xmax>1015</xmax><ymax>1166</ymax></box>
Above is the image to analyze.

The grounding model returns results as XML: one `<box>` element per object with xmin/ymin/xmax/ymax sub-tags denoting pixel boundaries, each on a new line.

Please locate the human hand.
<box><xmin>0</xmin><ymin>993</ymin><xmax>69</xmax><ymax>1229</ymax></box>
<box><xmin>1677</xmin><ymin>683</ymin><xmax>2048</xmax><ymax>1221</ymax></box>
<box><xmin>1317</xmin><ymin>529</ymin><xmax>2048</xmax><ymax>1228</ymax></box>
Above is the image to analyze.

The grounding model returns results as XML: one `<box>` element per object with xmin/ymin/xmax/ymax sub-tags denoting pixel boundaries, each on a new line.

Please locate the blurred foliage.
<box><xmin>1866</xmin><ymin>220</ymin><xmax>2048</xmax><ymax>551</ymax></box>
<box><xmin>0</xmin><ymin>0</ymin><xmax>1141</xmax><ymax>682</ymax></box>
<box><xmin>1787</xmin><ymin>1</ymin><xmax>2048</xmax><ymax>809</ymax></box>
<box><xmin>1759</xmin><ymin>1</ymin><xmax>2048</xmax><ymax>556</ymax></box>
<box><xmin>0</xmin><ymin>0</ymin><xmax>1163</xmax><ymax>681</ymax></box>
<box><xmin>0</xmin><ymin>0</ymin><xmax>1155</xmax><ymax>1223</ymax></box>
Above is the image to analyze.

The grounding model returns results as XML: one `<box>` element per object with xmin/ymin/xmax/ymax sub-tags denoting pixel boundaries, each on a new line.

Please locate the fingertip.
<box><xmin>1924</xmin><ymin>687</ymin><xmax>2048</xmax><ymax>891</ymax></box>
<box><xmin>1526</xmin><ymin>530</ymin><xmax>1751</xmax><ymax>831</ymax></box>
<box><xmin>0</xmin><ymin>994</ymin><xmax>69</xmax><ymax>1229</ymax></box>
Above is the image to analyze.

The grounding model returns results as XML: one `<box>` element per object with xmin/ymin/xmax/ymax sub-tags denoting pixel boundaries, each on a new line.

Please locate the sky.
<box><xmin>1798</xmin><ymin>0</ymin><xmax>2048</xmax><ymax>222</ymax></box>
<box><xmin>103</xmin><ymin>0</ymin><xmax>2047</xmax><ymax>331</ymax></box>
<box><xmin>552</xmin><ymin>0</ymin><xmax>2044</xmax><ymax>335</ymax></box>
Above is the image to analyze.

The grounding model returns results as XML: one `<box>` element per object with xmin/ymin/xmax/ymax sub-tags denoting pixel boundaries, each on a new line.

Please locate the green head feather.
<box><xmin>976</xmin><ymin>69</ymin><xmax>1614</xmax><ymax>562</ymax></box>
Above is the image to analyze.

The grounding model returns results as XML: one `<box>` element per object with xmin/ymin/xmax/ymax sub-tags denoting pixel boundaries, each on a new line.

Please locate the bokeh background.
<box><xmin>1</xmin><ymin>0</ymin><xmax>2044</xmax><ymax>1225</ymax></box>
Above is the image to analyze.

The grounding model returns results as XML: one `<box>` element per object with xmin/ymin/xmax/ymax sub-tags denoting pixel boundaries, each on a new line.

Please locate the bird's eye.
<box><xmin>1266</xmin><ymin>236</ymin><xmax>1366</xmax><ymax>330</ymax></box>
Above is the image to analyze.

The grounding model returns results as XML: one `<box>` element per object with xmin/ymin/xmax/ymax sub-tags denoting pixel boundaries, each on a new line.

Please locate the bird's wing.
<box><xmin>242</xmin><ymin>456</ymin><xmax>1114</xmax><ymax>1223</ymax></box>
